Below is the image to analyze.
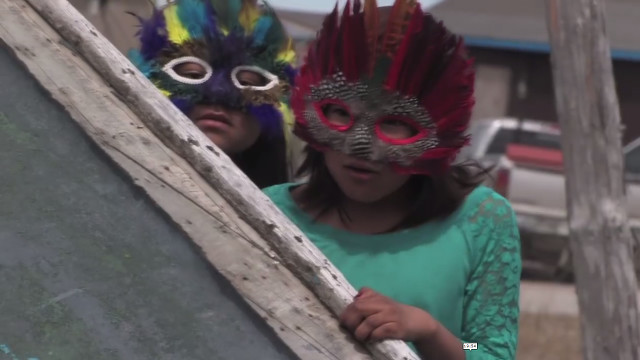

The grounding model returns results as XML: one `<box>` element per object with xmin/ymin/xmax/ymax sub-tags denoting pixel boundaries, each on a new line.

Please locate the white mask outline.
<box><xmin>230</xmin><ymin>65</ymin><xmax>280</xmax><ymax>91</ymax></box>
<box><xmin>162</xmin><ymin>56</ymin><xmax>213</xmax><ymax>85</ymax></box>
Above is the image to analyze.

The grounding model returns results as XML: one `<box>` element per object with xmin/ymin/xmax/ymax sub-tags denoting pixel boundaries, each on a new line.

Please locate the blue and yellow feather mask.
<box><xmin>128</xmin><ymin>0</ymin><xmax>297</xmax><ymax>138</ymax></box>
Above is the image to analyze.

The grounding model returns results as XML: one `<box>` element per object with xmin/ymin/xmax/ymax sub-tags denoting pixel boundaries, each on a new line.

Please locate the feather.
<box><xmin>170</xmin><ymin>97</ymin><xmax>194</xmax><ymax>114</ymax></box>
<box><xmin>379</xmin><ymin>0</ymin><xmax>417</xmax><ymax>57</ymax></box>
<box><xmin>395</xmin><ymin>9</ymin><xmax>440</xmax><ymax>95</ymax></box>
<box><xmin>384</xmin><ymin>6</ymin><xmax>421</xmax><ymax>91</ymax></box>
<box><xmin>276</xmin><ymin>42</ymin><xmax>296</xmax><ymax>65</ymax></box>
<box><xmin>127</xmin><ymin>48</ymin><xmax>154</xmax><ymax>77</ymax></box>
<box><xmin>315</xmin><ymin>4</ymin><xmax>339</xmax><ymax>78</ymax></box>
<box><xmin>210</xmin><ymin>31</ymin><xmax>249</xmax><ymax>66</ymax></box>
<box><xmin>257</xmin><ymin>2</ymin><xmax>288</xmax><ymax>53</ymax></box>
<box><xmin>403</xmin><ymin>19</ymin><xmax>447</xmax><ymax>95</ymax></box>
<box><xmin>202</xmin><ymin>67</ymin><xmax>245</xmax><ymax>109</ymax></box>
<box><xmin>203</xmin><ymin>0</ymin><xmax>221</xmax><ymax>39</ymax></box>
<box><xmin>338</xmin><ymin>0</ymin><xmax>368</xmax><ymax>82</ymax></box>
<box><xmin>164</xmin><ymin>4</ymin><xmax>191</xmax><ymax>44</ymax></box>
<box><xmin>252</xmin><ymin>16</ymin><xmax>273</xmax><ymax>45</ymax></box>
<box><xmin>363</xmin><ymin>0</ymin><xmax>379</xmax><ymax>75</ymax></box>
<box><xmin>291</xmin><ymin>0</ymin><xmax>476</xmax><ymax>175</ymax></box>
<box><xmin>304</xmin><ymin>43</ymin><xmax>320</xmax><ymax>82</ymax></box>
<box><xmin>350</xmin><ymin>0</ymin><xmax>369</xmax><ymax>81</ymax></box>
<box><xmin>421</xmin><ymin>39</ymin><xmax>474</xmax><ymax>118</ymax></box>
<box><xmin>228</xmin><ymin>0</ymin><xmax>243</xmax><ymax>30</ymax></box>
<box><xmin>211</xmin><ymin>0</ymin><xmax>242</xmax><ymax>31</ymax></box>
<box><xmin>283</xmin><ymin>64</ymin><xmax>297</xmax><ymax>85</ymax></box>
<box><xmin>128</xmin><ymin>9</ymin><xmax>168</xmax><ymax>61</ymax></box>
<box><xmin>248</xmin><ymin>104</ymin><xmax>283</xmax><ymax>138</ymax></box>
<box><xmin>339</xmin><ymin>0</ymin><xmax>354</xmax><ymax>80</ymax></box>
<box><xmin>239</xmin><ymin>0</ymin><xmax>261</xmax><ymax>32</ymax></box>
<box><xmin>176</xmin><ymin>0</ymin><xmax>209</xmax><ymax>39</ymax></box>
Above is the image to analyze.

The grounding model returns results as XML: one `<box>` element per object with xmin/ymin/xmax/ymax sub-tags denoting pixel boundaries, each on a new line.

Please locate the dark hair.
<box><xmin>295</xmin><ymin>146</ymin><xmax>489</xmax><ymax>232</ymax></box>
<box><xmin>233</xmin><ymin>133</ymin><xmax>289</xmax><ymax>189</ymax></box>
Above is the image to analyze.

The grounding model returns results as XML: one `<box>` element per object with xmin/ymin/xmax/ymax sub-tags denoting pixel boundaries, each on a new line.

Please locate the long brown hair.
<box><xmin>294</xmin><ymin>146</ymin><xmax>488</xmax><ymax>232</ymax></box>
<box><xmin>233</xmin><ymin>132</ymin><xmax>289</xmax><ymax>189</ymax></box>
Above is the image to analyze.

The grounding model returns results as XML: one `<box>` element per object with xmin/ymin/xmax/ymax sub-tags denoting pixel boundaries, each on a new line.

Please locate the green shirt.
<box><xmin>263</xmin><ymin>183</ymin><xmax>521</xmax><ymax>359</ymax></box>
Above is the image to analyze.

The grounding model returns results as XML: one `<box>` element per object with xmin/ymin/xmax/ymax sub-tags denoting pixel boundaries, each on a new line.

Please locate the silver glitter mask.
<box><xmin>303</xmin><ymin>73</ymin><xmax>440</xmax><ymax>166</ymax></box>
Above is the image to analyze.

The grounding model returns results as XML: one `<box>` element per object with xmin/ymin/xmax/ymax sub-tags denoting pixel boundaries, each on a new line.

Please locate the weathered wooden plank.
<box><xmin>544</xmin><ymin>0</ymin><xmax>640</xmax><ymax>359</ymax></box>
<box><xmin>0</xmin><ymin>2</ymin><xmax>373</xmax><ymax>359</ymax></box>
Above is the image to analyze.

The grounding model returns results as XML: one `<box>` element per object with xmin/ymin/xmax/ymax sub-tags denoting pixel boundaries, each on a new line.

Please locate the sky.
<box><xmin>267</xmin><ymin>0</ymin><xmax>444</xmax><ymax>12</ymax></box>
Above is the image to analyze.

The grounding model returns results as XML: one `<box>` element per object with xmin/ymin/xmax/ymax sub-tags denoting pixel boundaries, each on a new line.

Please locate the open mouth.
<box><xmin>344</xmin><ymin>165</ymin><xmax>378</xmax><ymax>174</ymax></box>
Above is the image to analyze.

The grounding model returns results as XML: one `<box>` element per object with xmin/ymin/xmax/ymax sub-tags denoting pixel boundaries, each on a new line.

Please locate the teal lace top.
<box><xmin>263</xmin><ymin>183</ymin><xmax>521</xmax><ymax>359</ymax></box>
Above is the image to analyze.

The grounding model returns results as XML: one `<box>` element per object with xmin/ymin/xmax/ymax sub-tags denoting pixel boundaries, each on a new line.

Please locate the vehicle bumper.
<box><xmin>514</xmin><ymin>211</ymin><xmax>640</xmax><ymax>279</ymax></box>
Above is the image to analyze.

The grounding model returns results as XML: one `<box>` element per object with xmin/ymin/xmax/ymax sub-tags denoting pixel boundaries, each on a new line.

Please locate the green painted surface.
<box><xmin>0</xmin><ymin>46</ymin><xmax>296</xmax><ymax>360</ymax></box>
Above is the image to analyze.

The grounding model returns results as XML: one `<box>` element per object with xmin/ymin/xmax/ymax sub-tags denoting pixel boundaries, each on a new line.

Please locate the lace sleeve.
<box><xmin>460</xmin><ymin>192</ymin><xmax>522</xmax><ymax>359</ymax></box>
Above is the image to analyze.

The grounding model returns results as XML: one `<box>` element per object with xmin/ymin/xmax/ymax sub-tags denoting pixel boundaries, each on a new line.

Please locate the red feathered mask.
<box><xmin>291</xmin><ymin>0</ymin><xmax>475</xmax><ymax>175</ymax></box>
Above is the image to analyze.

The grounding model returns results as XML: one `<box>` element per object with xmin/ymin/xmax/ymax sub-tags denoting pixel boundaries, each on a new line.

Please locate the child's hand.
<box><xmin>339</xmin><ymin>287</ymin><xmax>439</xmax><ymax>343</ymax></box>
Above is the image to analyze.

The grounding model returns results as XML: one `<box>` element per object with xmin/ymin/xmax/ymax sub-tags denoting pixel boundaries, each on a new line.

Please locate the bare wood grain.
<box><xmin>544</xmin><ymin>0</ymin><xmax>640</xmax><ymax>359</ymax></box>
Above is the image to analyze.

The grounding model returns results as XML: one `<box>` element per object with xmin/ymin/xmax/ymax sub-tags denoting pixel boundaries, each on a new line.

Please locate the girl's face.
<box><xmin>324</xmin><ymin>149</ymin><xmax>411</xmax><ymax>204</ymax></box>
<box><xmin>320</xmin><ymin>102</ymin><xmax>413</xmax><ymax>203</ymax></box>
<box><xmin>180</xmin><ymin>64</ymin><xmax>266</xmax><ymax>155</ymax></box>
<box><xmin>188</xmin><ymin>104</ymin><xmax>260</xmax><ymax>155</ymax></box>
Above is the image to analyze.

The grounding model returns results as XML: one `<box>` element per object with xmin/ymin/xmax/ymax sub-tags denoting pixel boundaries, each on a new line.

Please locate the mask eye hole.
<box><xmin>375</xmin><ymin>116</ymin><xmax>426</xmax><ymax>144</ymax></box>
<box><xmin>175</xmin><ymin>62</ymin><xmax>208</xmax><ymax>80</ymax></box>
<box><xmin>313</xmin><ymin>99</ymin><xmax>354</xmax><ymax>131</ymax></box>
<box><xmin>236</xmin><ymin>70</ymin><xmax>268</xmax><ymax>87</ymax></box>
<box><xmin>162</xmin><ymin>56</ymin><xmax>213</xmax><ymax>85</ymax></box>
<box><xmin>231</xmin><ymin>65</ymin><xmax>279</xmax><ymax>91</ymax></box>
<box><xmin>322</xmin><ymin>103</ymin><xmax>351</xmax><ymax>126</ymax></box>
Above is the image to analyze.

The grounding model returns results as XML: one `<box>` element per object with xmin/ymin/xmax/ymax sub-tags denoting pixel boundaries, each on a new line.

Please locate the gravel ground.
<box><xmin>517</xmin><ymin>312</ymin><xmax>582</xmax><ymax>360</ymax></box>
<box><xmin>517</xmin><ymin>280</ymin><xmax>581</xmax><ymax>359</ymax></box>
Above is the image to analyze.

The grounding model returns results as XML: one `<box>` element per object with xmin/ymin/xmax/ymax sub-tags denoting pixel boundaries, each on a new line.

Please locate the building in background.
<box><xmin>68</xmin><ymin>0</ymin><xmax>148</xmax><ymax>55</ymax></box>
<box><xmin>430</xmin><ymin>0</ymin><xmax>640</xmax><ymax>144</ymax></box>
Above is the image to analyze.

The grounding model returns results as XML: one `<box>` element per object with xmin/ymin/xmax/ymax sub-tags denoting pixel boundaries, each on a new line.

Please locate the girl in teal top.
<box><xmin>264</xmin><ymin>0</ymin><xmax>521</xmax><ymax>359</ymax></box>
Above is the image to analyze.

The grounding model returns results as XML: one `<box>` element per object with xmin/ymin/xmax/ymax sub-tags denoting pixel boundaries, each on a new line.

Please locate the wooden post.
<box><xmin>544</xmin><ymin>0</ymin><xmax>640</xmax><ymax>359</ymax></box>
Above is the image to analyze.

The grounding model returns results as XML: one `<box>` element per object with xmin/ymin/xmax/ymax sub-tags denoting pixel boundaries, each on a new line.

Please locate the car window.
<box><xmin>486</xmin><ymin>128</ymin><xmax>562</xmax><ymax>155</ymax></box>
<box><xmin>625</xmin><ymin>144</ymin><xmax>640</xmax><ymax>174</ymax></box>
